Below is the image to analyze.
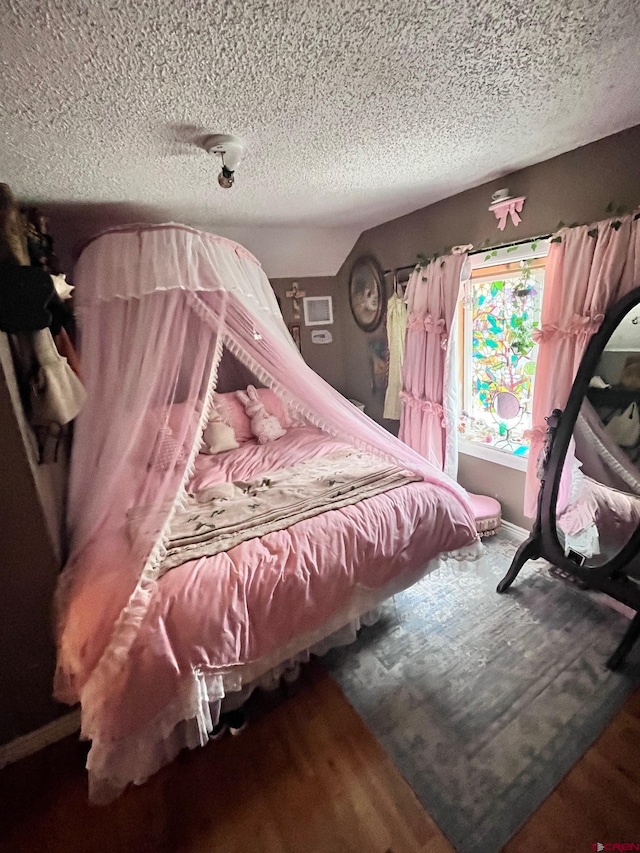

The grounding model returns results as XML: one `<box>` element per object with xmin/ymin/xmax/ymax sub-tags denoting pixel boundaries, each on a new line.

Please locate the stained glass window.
<box><xmin>458</xmin><ymin>252</ymin><xmax>546</xmax><ymax>457</ymax></box>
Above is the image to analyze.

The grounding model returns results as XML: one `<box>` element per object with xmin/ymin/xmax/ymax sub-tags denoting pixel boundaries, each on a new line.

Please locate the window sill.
<box><xmin>458</xmin><ymin>438</ymin><xmax>528</xmax><ymax>472</ymax></box>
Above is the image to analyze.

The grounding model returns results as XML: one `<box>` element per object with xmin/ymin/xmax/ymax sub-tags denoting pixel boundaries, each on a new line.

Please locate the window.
<box><xmin>457</xmin><ymin>240</ymin><xmax>549</xmax><ymax>462</ymax></box>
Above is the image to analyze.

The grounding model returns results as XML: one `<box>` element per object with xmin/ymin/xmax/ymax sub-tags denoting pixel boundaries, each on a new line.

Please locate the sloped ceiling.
<box><xmin>1</xmin><ymin>0</ymin><xmax>640</xmax><ymax>276</ymax></box>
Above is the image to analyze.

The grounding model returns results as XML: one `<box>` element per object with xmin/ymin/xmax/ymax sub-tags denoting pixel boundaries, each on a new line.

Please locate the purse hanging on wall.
<box><xmin>606</xmin><ymin>401</ymin><xmax>640</xmax><ymax>448</ymax></box>
<box><xmin>29</xmin><ymin>328</ymin><xmax>86</xmax><ymax>427</ymax></box>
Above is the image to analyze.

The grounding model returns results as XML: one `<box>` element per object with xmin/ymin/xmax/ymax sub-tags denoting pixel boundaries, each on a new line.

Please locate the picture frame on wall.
<box><xmin>348</xmin><ymin>255</ymin><xmax>386</xmax><ymax>332</ymax></box>
<box><xmin>289</xmin><ymin>323</ymin><xmax>302</xmax><ymax>352</ymax></box>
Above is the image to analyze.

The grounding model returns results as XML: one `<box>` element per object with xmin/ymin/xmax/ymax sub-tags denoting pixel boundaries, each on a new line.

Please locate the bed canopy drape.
<box><xmin>55</xmin><ymin>224</ymin><xmax>479</xmax><ymax>802</ymax></box>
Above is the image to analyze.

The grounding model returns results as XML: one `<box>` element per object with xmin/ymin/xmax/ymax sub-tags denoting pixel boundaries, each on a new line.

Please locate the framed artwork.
<box><xmin>303</xmin><ymin>295</ymin><xmax>333</xmax><ymax>326</ymax></box>
<box><xmin>348</xmin><ymin>256</ymin><xmax>386</xmax><ymax>332</ymax></box>
<box><xmin>289</xmin><ymin>323</ymin><xmax>302</xmax><ymax>352</ymax></box>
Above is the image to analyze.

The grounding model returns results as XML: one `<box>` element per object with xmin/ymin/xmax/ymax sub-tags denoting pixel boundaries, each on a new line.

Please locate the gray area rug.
<box><xmin>324</xmin><ymin>531</ymin><xmax>640</xmax><ymax>853</ymax></box>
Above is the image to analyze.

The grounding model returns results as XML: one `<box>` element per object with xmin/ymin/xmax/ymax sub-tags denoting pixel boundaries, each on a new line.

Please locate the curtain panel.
<box><xmin>399</xmin><ymin>252</ymin><xmax>469</xmax><ymax>475</ymax></box>
<box><xmin>524</xmin><ymin>211</ymin><xmax>640</xmax><ymax>516</ymax></box>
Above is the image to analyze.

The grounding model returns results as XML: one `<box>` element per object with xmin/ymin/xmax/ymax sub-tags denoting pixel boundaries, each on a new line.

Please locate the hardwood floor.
<box><xmin>0</xmin><ymin>661</ymin><xmax>452</xmax><ymax>853</ymax></box>
<box><xmin>504</xmin><ymin>687</ymin><xmax>640</xmax><ymax>852</ymax></box>
<box><xmin>1</xmin><ymin>661</ymin><xmax>639</xmax><ymax>853</ymax></box>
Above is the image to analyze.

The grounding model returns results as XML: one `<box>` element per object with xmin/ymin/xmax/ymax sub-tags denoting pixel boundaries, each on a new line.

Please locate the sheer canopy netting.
<box><xmin>55</xmin><ymin>225</ymin><xmax>477</xmax><ymax>766</ymax></box>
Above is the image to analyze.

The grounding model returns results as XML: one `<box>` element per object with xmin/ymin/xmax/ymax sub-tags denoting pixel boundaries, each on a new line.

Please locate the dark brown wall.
<box><xmin>270</xmin><ymin>277</ymin><xmax>347</xmax><ymax>395</ymax></box>
<box><xmin>0</xmin><ymin>343</ymin><xmax>66</xmax><ymax>746</ymax></box>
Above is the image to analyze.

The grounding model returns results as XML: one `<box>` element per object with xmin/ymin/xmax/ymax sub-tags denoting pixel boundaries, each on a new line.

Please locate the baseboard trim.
<box><xmin>500</xmin><ymin>520</ymin><xmax>530</xmax><ymax>541</ymax></box>
<box><xmin>0</xmin><ymin>709</ymin><xmax>81</xmax><ymax>770</ymax></box>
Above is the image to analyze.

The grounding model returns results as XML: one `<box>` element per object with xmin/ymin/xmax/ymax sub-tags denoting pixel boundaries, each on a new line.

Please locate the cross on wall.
<box><xmin>285</xmin><ymin>282</ymin><xmax>306</xmax><ymax>319</ymax></box>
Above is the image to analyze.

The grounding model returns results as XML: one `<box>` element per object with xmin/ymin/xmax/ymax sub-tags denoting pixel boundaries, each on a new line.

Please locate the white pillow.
<box><xmin>202</xmin><ymin>420</ymin><xmax>239</xmax><ymax>454</ymax></box>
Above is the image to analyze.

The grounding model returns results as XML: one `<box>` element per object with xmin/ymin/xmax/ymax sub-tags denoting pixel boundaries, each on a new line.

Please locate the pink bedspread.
<box><xmin>60</xmin><ymin>428</ymin><xmax>477</xmax><ymax>745</ymax></box>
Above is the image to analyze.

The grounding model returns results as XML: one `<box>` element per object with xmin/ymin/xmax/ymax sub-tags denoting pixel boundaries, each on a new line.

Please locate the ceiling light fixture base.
<box><xmin>202</xmin><ymin>134</ymin><xmax>245</xmax><ymax>171</ymax></box>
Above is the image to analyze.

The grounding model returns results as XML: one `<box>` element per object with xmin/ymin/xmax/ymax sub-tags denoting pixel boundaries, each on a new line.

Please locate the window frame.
<box><xmin>458</xmin><ymin>238</ymin><xmax>551</xmax><ymax>470</ymax></box>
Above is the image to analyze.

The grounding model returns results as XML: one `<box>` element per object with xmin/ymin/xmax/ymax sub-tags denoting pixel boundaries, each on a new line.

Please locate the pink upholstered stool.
<box><xmin>468</xmin><ymin>492</ymin><xmax>502</xmax><ymax>538</ymax></box>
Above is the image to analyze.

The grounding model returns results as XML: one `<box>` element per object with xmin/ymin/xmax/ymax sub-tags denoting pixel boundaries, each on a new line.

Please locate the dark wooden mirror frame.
<box><xmin>497</xmin><ymin>286</ymin><xmax>640</xmax><ymax>670</ymax></box>
<box><xmin>348</xmin><ymin>255</ymin><xmax>386</xmax><ymax>333</ymax></box>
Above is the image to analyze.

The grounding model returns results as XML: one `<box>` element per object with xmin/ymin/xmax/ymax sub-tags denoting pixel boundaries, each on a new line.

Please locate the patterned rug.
<box><xmin>324</xmin><ymin>530</ymin><xmax>640</xmax><ymax>853</ymax></box>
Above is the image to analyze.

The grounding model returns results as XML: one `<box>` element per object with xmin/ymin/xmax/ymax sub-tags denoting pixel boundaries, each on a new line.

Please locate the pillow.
<box><xmin>213</xmin><ymin>393</ymin><xmax>253</xmax><ymax>442</ymax></box>
<box><xmin>202</xmin><ymin>420</ymin><xmax>239</xmax><ymax>454</ymax></box>
<box><xmin>213</xmin><ymin>389</ymin><xmax>291</xmax><ymax>441</ymax></box>
<box><xmin>153</xmin><ymin>423</ymin><xmax>189</xmax><ymax>471</ymax></box>
<box><xmin>144</xmin><ymin>401</ymin><xmax>198</xmax><ymax>471</ymax></box>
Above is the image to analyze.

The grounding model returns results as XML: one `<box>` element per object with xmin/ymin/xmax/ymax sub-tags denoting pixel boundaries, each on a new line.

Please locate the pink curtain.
<box><xmin>399</xmin><ymin>253</ymin><xmax>467</xmax><ymax>473</ymax></box>
<box><xmin>524</xmin><ymin>212</ymin><xmax>640</xmax><ymax>516</ymax></box>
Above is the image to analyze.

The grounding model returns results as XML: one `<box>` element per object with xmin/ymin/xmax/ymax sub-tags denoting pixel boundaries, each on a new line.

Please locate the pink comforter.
<box><xmin>61</xmin><ymin>428</ymin><xmax>477</xmax><ymax>744</ymax></box>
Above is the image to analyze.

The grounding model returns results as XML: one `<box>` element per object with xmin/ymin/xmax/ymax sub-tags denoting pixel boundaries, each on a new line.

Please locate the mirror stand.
<box><xmin>496</xmin><ymin>410</ymin><xmax>561</xmax><ymax>595</ymax></box>
<box><xmin>496</xmin><ymin>287</ymin><xmax>640</xmax><ymax>671</ymax></box>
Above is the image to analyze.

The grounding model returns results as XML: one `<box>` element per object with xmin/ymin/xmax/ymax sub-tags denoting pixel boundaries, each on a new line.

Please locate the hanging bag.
<box><xmin>29</xmin><ymin>328</ymin><xmax>86</xmax><ymax>426</ymax></box>
<box><xmin>606</xmin><ymin>401</ymin><xmax>640</xmax><ymax>448</ymax></box>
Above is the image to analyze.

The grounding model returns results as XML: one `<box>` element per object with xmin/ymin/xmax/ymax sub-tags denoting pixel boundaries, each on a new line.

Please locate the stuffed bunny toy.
<box><xmin>236</xmin><ymin>385</ymin><xmax>286</xmax><ymax>443</ymax></box>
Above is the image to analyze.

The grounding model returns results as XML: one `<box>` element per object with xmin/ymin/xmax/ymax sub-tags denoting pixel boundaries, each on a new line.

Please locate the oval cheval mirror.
<box><xmin>497</xmin><ymin>287</ymin><xmax>640</xmax><ymax>670</ymax></box>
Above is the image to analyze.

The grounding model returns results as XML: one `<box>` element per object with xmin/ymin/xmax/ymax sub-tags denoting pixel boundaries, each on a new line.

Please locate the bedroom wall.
<box><xmin>270</xmin><ymin>277</ymin><xmax>348</xmax><ymax>396</ymax></box>
<box><xmin>334</xmin><ymin>124</ymin><xmax>640</xmax><ymax>527</ymax></box>
<box><xmin>0</xmin><ymin>336</ymin><xmax>67</xmax><ymax>747</ymax></box>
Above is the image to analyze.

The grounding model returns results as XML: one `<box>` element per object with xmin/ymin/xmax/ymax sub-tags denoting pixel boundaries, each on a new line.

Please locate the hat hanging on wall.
<box><xmin>489</xmin><ymin>188</ymin><xmax>526</xmax><ymax>231</ymax></box>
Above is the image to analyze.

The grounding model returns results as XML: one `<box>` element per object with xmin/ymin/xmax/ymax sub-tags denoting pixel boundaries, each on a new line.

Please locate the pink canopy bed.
<box><xmin>55</xmin><ymin>224</ymin><xmax>482</xmax><ymax>802</ymax></box>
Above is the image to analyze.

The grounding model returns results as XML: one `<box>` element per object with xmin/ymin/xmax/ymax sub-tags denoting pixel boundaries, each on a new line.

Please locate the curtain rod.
<box><xmin>382</xmin><ymin>233</ymin><xmax>551</xmax><ymax>276</ymax></box>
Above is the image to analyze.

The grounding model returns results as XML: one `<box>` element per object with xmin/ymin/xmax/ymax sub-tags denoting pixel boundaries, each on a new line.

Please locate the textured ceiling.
<box><xmin>1</xmin><ymin>0</ymin><xmax>640</xmax><ymax>238</ymax></box>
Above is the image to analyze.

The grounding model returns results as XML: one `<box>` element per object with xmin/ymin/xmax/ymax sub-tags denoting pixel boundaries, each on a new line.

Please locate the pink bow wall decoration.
<box><xmin>489</xmin><ymin>196</ymin><xmax>526</xmax><ymax>231</ymax></box>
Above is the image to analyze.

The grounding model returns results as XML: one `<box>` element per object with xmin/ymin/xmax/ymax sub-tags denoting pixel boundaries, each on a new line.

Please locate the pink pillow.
<box><xmin>214</xmin><ymin>393</ymin><xmax>253</xmax><ymax>442</ymax></box>
<box><xmin>142</xmin><ymin>402</ymin><xmax>196</xmax><ymax>470</ymax></box>
<box><xmin>153</xmin><ymin>424</ymin><xmax>189</xmax><ymax>471</ymax></box>
<box><xmin>214</xmin><ymin>389</ymin><xmax>290</xmax><ymax>442</ymax></box>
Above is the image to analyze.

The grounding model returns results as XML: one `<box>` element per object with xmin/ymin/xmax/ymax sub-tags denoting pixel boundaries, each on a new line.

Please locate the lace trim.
<box><xmin>77</xmin><ymin>222</ymin><xmax>262</xmax><ymax>266</ymax></box>
<box><xmin>532</xmin><ymin>313</ymin><xmax>604</xmax><ymax>344</ymax></box>
<box><xmin>400</xmin><ymin>391</ymin><xmax>446</xmax><ymax>426</ymax></box>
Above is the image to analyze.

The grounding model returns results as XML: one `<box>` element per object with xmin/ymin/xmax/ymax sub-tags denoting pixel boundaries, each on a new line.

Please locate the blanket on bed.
<box><xmin>131</xmin><ymin>449</ymin><xmax>421</xmax><ymax>575</ymax></box>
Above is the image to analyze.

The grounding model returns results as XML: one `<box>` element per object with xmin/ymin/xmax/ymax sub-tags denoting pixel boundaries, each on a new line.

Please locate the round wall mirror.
<box><xmin>348</xmin><ymin>256</ymin><xmax>386</xmax><ymax>332</ymax></box>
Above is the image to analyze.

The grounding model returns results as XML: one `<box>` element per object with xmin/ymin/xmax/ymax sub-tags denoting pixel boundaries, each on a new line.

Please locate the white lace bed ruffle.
<box><xmin>86</xmin><ymin>609</ymin><xmax>382</xmax><ymax>804</ymax></box>
<box><xmin>83</xmin><ymin>545</ymin><xmax>483</xmax><ymax>804</ymax></box>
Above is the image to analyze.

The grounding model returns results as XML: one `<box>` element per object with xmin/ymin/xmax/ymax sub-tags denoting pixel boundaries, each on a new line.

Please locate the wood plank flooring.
<box><xmin>504</xmin><ymin>687</ymin><xmax>640</xmax><ymax>852</ymax></box>
<box><xmin>1</xmin><ymin>660</ymin><xmax>639</xmax><ymax>853</ymax></box>
<box><xmin>0</xmin><ymin>661</ymin><xmax>452</xmax><ymax>853</ymax></box>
